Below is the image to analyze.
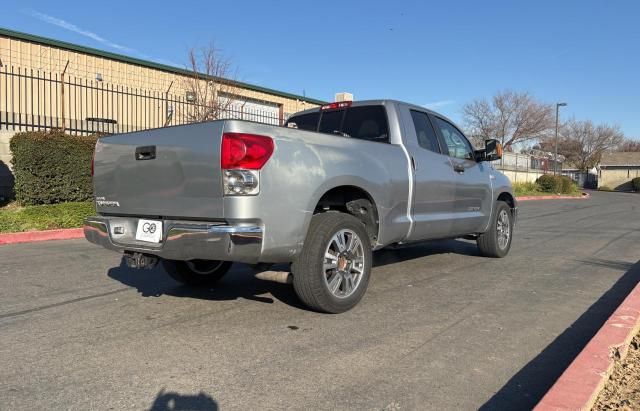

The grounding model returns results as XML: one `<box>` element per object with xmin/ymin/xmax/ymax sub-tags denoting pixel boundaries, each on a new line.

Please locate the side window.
<box><xmin>341</xmin><ymin>105</ymin><xmax>389</xmax><ymax>143</ymax></box>
<box><xmin>285</xmin><ymin>111</ymin><xmax>319</xmax><ymax>131</ymax></box>
<box><xmin>318</xmin><ymin>109</ymin><xmax>345</xmax><ymax>135</ymax></box>
<box><xmin>433</xmin><ymin>117</ymin><xmax>474</xmax><ymax>160</ymax></box>
<box><xmin>410</xmin><ymin>110</ymin><xmax>440</xmax><ymax>153</ymax></box>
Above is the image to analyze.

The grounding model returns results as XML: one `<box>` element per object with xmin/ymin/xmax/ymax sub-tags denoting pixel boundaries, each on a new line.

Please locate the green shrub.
<box><xmin>536</xmin><ymin>175</ymin><xmax>561</xmax><ymax>193</ymax></box>
<box><xmin>560</xmin><ymin>176</ymin><xmax>578</xmax><ymax>194</ymax></box>
<box><xmin>10</xmin><ymin>130</ymin><xmax>98</xmax><ymax>205</ymax></box>
<box><xmin>633</xmin><ymin>177</ymin><xmax>640</xmax><ymax>192</ymax></box>
<box><xmin>598</xmin><ymin>185</ymin><xmax>613</xmax><ymax>191</ymax></box>
<box><xmin>536</xmin><ymin>174</ymin><xmax>579</xmax><ymax>194</ymax></box>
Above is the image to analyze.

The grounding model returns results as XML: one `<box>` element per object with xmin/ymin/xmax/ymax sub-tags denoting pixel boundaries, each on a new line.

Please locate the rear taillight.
<box><xmin>221</xmin><ymin>133</ymin><xmax>273</xmax><ymax>196</ymax></box>
<box><xmin>221</xmin><ymin>133</ymin><xmax>274</xmax><ymax>170</ymax></box>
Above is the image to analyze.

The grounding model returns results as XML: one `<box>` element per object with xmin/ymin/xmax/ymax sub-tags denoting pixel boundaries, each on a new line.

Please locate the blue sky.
<box><xmin>3</xmin><ymin>0</ymin><xmax>639</xmax><ymax>138</ymax></box>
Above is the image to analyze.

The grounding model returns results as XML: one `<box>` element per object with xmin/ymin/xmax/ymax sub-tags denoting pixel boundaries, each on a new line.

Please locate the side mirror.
<box><xmin>479</xmin><ymin>139</ymin><xmax>503</xmax><ymax>162</ymax></box>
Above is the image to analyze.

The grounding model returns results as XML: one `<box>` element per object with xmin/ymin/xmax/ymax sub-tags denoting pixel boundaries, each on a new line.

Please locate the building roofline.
<box><xmin>0</xmin><ymin>27</ymin><xmax>327</xmax><ymax>106</ymax></box>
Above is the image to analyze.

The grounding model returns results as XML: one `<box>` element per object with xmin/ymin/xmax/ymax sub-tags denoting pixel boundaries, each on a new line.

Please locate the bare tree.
<box><xmin>181</xmin><ymin>43</ymin><xmax>241</xmax><ymax>123</ymax></box>
<box><xmin>617</xmin><ymin>138</ymin><xmax>640</xmax><ymax>152</ymax></box>
<box><xmin>558</xmin><ymin>119</ymin><xmax>625</xmax><ymax>171</ymax></box>
<box><xmin>462</xmin><ymin>90</ymin><xmax>555</xmax><ymax>149</ymax></box>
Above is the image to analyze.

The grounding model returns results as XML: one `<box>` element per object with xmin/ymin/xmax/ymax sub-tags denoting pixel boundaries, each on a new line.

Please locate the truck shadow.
<box><xmin>107</xmin><ymin>239</ymin><xmax>480</xmax><ymax>311</ymax></box>
<box><xmin>373</xmin><ymin>238</ymin><xmax>481</xmax><ymax>268</ymax></box>
<box><xmin>480</xmin><ymin>259</ymin><xmax>640</xmax><ymax>410</ymax></box>
<box><xmin>107</xmin><ymin>261</ymin><xmax>308</xmax><ymax>310</ymax></box>
<box><xmin>148</xmin><ymin>389</ymin><xmax>217</xmax><ymax>411</ymax></box>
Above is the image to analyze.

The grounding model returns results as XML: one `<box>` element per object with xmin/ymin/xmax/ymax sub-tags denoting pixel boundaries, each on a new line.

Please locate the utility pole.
<box><xmin>554</xmin><ymin>102</ymin><xmax>567</xmax><ymax>175</ymax></box>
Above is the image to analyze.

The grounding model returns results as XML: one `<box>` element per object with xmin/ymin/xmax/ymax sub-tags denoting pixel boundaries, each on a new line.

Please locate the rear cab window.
<box><xmin>410</xmin><ymin>110</ymin><xmax>441</xmax><ymax>153</ymax></box>
<box><xmin>285</xmin><ymin>112</ymin><xmax>319</xmax><ymax>131</ymax></box>
<box><xmin>342</xmin><ymin>106</ymin><xmax>389</xmax><ymax>143</ymax></box>
<box><xmin>318</xmin><ymin>109</ymin><xmax>346</xmax><ymax>135</ymax></box>
<box><xmin>284</xmin><ymin>104</ymin><xmax>390</xmax><ymax>144</ymax></box>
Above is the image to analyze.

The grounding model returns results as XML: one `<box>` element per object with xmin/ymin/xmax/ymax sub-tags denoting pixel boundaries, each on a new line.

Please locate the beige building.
<box><xmin>598</xmin><ymin>152</ymin><xmax>640</xmax><ymax>191</ymax></box>
<box><xmin>0</xmin><ymin>27</ymin><xmax>325</xmax><ymax>198</ymax></box>
<box><xmin>0</xmin><ymin>27</ymin><xmax>324</xmax><ymax>132</ymax></box>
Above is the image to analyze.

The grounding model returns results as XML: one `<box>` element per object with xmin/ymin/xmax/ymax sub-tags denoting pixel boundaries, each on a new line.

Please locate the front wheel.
<box><xmin>161</xmin><ymin>259</ymin><xmax>233</xmax><ymax>286</ymax></box>
<box><xmin>292</xmin><ymin>212</ymin><xmax>372</xmax><ymax>313</ymax></box>
<box><xmin>477</xmin><ymin>201</ymin><xmax>514</xmax><ymax>258</ymax></box>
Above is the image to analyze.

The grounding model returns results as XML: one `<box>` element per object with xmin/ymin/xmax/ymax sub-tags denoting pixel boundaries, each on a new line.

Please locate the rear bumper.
<box><xmin>83</xmin><ymin>216</ymin><xmax>262</xmax><ymax>263</ymax></box>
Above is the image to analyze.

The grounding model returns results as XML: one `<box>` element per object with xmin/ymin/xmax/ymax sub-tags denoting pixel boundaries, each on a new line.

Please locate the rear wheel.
<box><xmin>161</xmin><ymin>259</ymin><xmax>232</xmax><ymax>286</ymax></box>
<box><xmin>292</xmin><ymin>212</ymin><xmax>372</xmax><ymax>313</ymax></box>
<box><xmin>477</xmin><ymin>201</ymin><xmax>513</xmax><ymax>258</ymax></box>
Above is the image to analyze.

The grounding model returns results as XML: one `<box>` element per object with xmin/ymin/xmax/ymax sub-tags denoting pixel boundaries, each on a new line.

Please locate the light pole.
<box><xmin>554</xmin><ymin>102</ymin><xmax>567</xmax><ymax>175</ymax></box>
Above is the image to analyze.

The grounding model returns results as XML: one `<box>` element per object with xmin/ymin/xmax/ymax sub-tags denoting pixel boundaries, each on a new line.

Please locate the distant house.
<box><xmin>598</xmin><ymin>152</ymin><xmax>640</xmax><ymax>191</ymax></box>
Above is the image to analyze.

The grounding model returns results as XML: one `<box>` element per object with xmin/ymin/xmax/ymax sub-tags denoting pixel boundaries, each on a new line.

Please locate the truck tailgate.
<box><xmin>93</xmin><ymin>121</ymin><xmax>225</xmax><ymax>219</ymax></box>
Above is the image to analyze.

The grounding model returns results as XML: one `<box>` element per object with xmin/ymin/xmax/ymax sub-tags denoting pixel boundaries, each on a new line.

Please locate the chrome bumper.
<box><xmin>84</xmin><ymin>216</ymin><xmax>262</xmax><ymax>263</ymax></box>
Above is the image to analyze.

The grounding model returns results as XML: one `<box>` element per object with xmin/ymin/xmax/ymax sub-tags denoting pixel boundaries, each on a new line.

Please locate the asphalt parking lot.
<box><xmin>1</xmin><ymin>191</ymin><xmax>639</xmax><ymax>411</ymax></box>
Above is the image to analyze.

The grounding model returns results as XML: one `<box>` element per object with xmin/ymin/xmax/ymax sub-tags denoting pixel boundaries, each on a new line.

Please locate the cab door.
<box><xmin>430</xmin><ymin>115</ymin><xmax>493</xmax><ymax>235</ymax></box>
<box><xmin>399</xmin><ymin>106</ymin><xmax>457</xmax><ymax>241</ymax></box>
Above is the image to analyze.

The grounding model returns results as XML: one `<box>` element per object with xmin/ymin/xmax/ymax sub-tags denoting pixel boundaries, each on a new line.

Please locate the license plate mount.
<box><xmin>135</xmin><ymin>219</ymin><xmax>163</xmax><ymax>243</ymax></box>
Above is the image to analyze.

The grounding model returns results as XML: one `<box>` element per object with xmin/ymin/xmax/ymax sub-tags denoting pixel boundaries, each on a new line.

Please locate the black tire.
<box><xmin>292</xmin><ymin>212</ymin><xmax>373</xmax><ymax>313</ymax></box>
<box><xmin>161</xmin><ymin>259</ymin><xmax>233</xmax><ymax>286</ymax></box>
<box><xmin>477</xmin><ymin>201</ymin><xmax>513</xmax><ymax>258</ymax></box>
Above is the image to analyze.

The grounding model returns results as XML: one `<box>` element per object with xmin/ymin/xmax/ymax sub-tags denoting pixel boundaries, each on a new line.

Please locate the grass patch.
<box><xmin>0</xmin><ymin>201</ymin><xmax>94</xmax><ymax>233</ymax></box>
<box><xmin>513</xmin><ymin>181</ymin><xmax>582</xmax><ymax>197</ymax></box>
<box><xmin>513</xmin><ymin>182</ymin><xmax>541</xmax><ymax>197</ymax></box>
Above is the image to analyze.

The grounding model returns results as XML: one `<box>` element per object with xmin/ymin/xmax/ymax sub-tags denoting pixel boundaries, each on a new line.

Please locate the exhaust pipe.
<box><xmin>124</xmin><ymin>251</ymin><xmax>158</xmax><ymax>270</ymax></box>
<box><xmin>254</xmin><ymin>270</ymin><xmax>292</xmax><ymax>284</ymax></box>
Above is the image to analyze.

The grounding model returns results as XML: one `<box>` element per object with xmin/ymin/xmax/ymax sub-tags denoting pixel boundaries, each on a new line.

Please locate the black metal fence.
<box><xmin>0</xmin><ymin>66</ymin><xmax>282</xmax><ymax>135</ymax></box>
<box><xmin>492</xmin><ymin>152</ymin><xmax>561</xmax><ymax>173</ymax></box>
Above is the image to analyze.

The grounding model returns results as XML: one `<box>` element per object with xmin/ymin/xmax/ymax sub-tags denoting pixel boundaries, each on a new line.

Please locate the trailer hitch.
<box><xmin>123</xmin><ymin>251</ymin><xmax>158</xmax><ymax>270</ymax></box>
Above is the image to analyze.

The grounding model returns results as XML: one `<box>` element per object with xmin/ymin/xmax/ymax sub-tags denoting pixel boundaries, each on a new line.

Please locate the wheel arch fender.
<box><xmin>303</xmin><ymin>177</ymin><xmax>383</xmax><ymax>246</ymax></box>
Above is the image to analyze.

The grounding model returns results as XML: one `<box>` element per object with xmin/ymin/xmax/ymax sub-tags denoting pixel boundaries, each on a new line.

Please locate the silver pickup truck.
<box><xmin>85</xmin><ymin>99</ymin><xmax>516</xmax><ymax>313</ymax></box>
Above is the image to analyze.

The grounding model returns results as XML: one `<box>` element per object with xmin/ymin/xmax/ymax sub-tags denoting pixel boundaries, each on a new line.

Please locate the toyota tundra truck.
<box><xmin>84</xmin><ymin>99</ymin><xmax>516</xmax><ymax>313</ymax></box>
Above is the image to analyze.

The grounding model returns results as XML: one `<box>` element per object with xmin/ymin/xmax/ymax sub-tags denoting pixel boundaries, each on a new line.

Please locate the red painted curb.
<box><xmin>534</xmin><ymin>276</ymin><xmax>640</xmax><ymax>411</ymax></box>
<box><xmin>517</xmin><ymin>193</ymin><xmax>590</xmax><ymax>201</ymax></box>
<box><xmin>0</xmin><ymin>228</ymin><xmax>85</xmax><ymax>245</ymax></box>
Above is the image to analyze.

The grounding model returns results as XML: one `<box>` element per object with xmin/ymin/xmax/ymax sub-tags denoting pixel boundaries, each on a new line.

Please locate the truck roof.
<box><xmin>289</xmin><ymin>99</ymin><xmax>458</xmax><ymax>126</ymax></box>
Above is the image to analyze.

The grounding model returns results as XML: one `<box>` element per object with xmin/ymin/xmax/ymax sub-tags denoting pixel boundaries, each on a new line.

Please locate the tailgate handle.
<box><xmin>135</xmin><ymin>146</ymin><xmax>156</xmax><ymax>160</ymax></box>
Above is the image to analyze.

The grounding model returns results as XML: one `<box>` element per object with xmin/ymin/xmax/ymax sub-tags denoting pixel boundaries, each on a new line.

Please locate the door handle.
<box><xmin>135</xmin><ymin>145</ymin><xmax>156</xmax><ymax>160</ymax></box>
<box><xmin>453</xmin><ymin>164</ymin><xmax>465</xmax><ymax>173</ymax></box>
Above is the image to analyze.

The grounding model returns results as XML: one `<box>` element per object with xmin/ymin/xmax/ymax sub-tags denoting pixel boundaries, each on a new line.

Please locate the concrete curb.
<box><xmin>0</xmin><ymin>228</ymin><xmax>84</xmax><ymax>245</ymax></box>
<box><xmin>517</xmin><ymin>193</ymin><xmax>590</xmax><ymax>201</ymax></box>
<box><xmin>534</xmin><ymin>278</ymin><xmax>640</xmax><ymax>411</ymax></box>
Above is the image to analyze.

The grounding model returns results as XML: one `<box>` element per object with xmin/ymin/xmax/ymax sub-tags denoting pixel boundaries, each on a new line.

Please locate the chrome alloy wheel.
<box><xmin>323</xmin><ymin>229</ymin><xmax>366</xmax><ymax>299</ymax></box>
<box><xmin>497</xmin><ymin>209</ymin><xmax>511</xmax><ymax>250</ymax></box>
<box><xmin>186</xmin><ymin>260</ymin><xmax>224</xmax><ymax>275</ymax></box>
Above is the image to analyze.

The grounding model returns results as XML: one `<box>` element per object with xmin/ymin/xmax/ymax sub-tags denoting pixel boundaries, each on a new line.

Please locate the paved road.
<box><xmin>1</xmin><ymin>191</ymin><xmax>639</xmax><ymax>411</ymax></box>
